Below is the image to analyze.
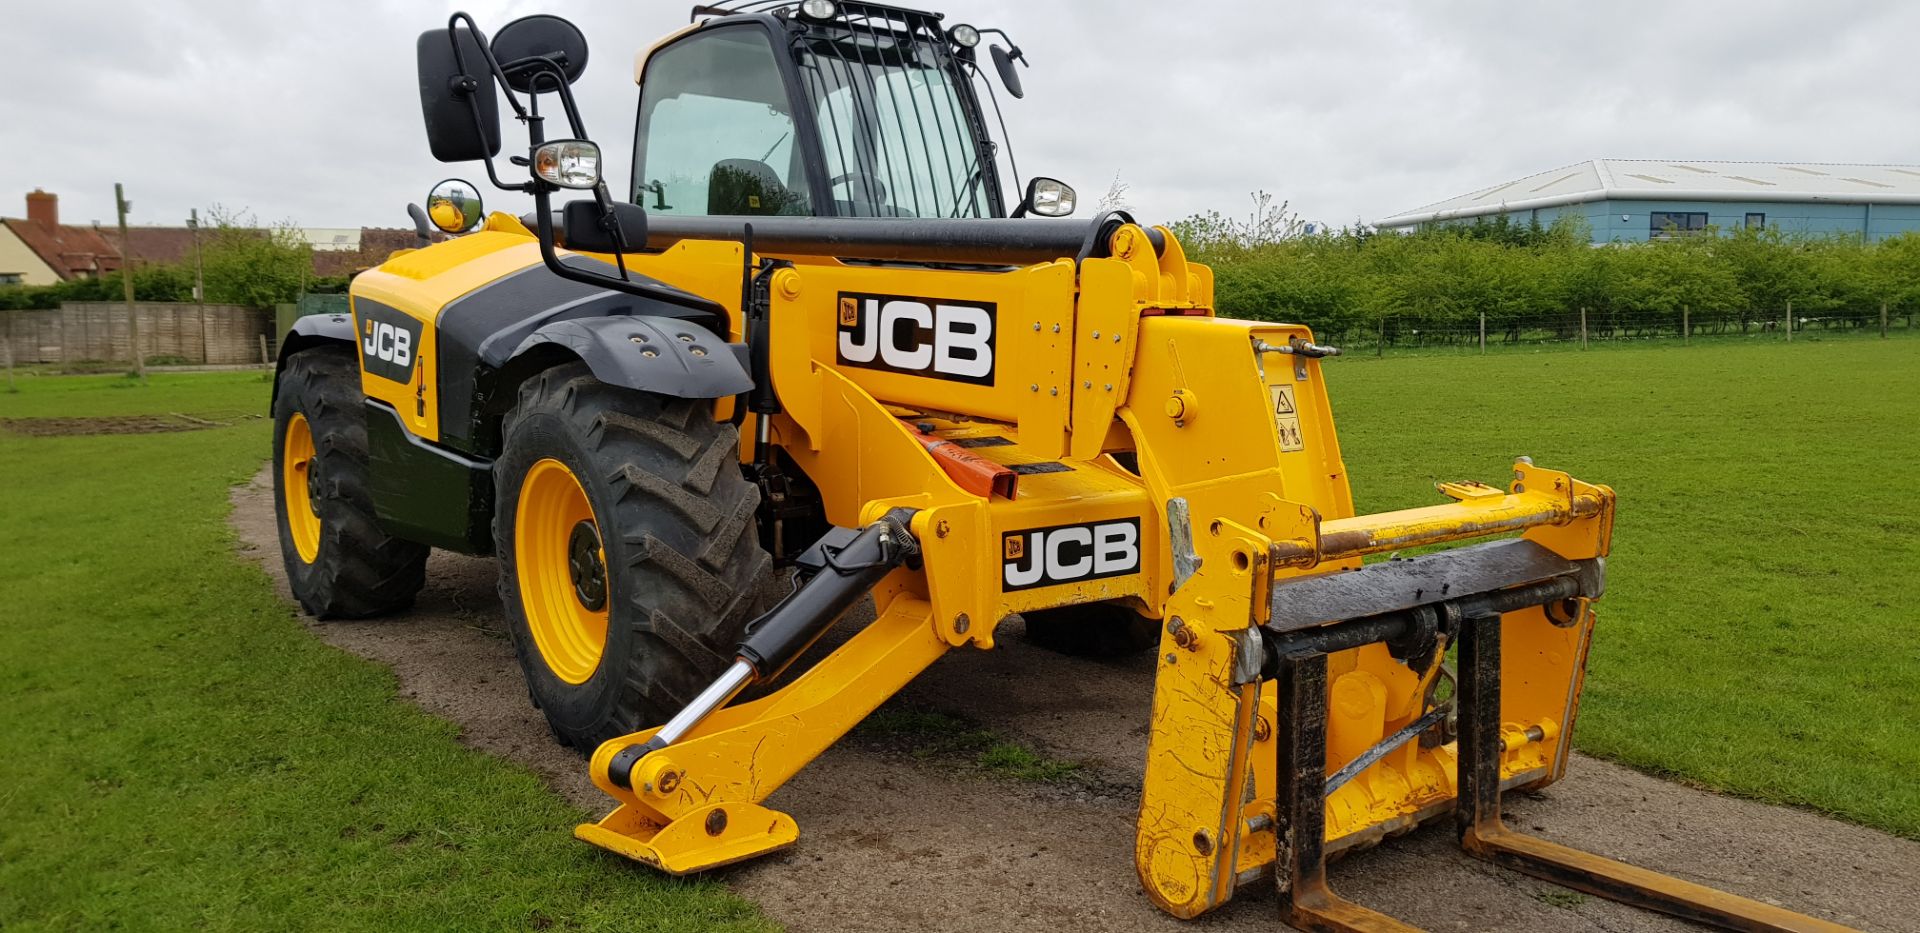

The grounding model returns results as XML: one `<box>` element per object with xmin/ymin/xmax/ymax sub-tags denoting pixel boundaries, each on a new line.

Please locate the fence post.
<box><xmin>1376</xmin><ymin>317</ymin><xmax>1385</xmax><ymax>358</ymax></box>
<box><xmin>114</xmin><ymin>183</ymin><xmax>146</xmax><ymax>384</ymax></box>
<box><xmin>4</xmin><ymin>310</ymin><xmax>15</xmax><ymax>393</ymax></box>
<box><xmin>1579</xmin><ymin>307</ymin><xmax>1588</xmax><ymax>350</ymax></box>
<box><xmin>1478</xmin><ymin>313</ymin><xmax>1486</xmax><ymax>354</ymax></box>
<box><xmin>259</xmin><ymin>333</ymin><xmax>271</xmax><ymax>367</ymax></box>
<box><xmin>1883</xmin><ymin>300</ymin><xmax>1890</xmax><ymax>339</ymax></box>
<box><xmin>1785</xmin><ymin>299</ymin><xmax>1792</xmax><ymax>343</ymax></box>
<box><xmin>1683</xmin><ymin>306</ymin><xmax>1690</xmax><ymax>346</ymax></box>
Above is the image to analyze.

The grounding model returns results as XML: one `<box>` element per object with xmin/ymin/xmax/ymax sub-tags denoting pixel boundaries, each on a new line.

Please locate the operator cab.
<box><xmin>634</xmin><ymin>1</ymin><xmax>1046</xmax><ymax>221</ymax></box>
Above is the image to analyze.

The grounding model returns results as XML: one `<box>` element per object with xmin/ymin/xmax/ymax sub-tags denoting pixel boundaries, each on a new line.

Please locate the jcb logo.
<box><xmin>1002</xmin><ymin>518</ymin><xmax>1141</xmax><ymax>591</ymax></box>
<box><xmin>355</xmin><ymin>301</ymin><xmax>422</xmax><ymax>384</ymax></box>
<box><xmin>363</xmin><ymin>321</ymin><xmax>412</xmax><ymax>367</ymax></box>
<box><xmin>836</xmin><ymin>291</ymin><xmax>995</xmax><ymax>385</ymax></box>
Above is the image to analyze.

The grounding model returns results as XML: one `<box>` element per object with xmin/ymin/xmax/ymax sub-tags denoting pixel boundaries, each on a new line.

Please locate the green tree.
<box><xmin>199</xmin><ymin>207</ymin><xmax>315</xmax><ymax>307</ymax></box>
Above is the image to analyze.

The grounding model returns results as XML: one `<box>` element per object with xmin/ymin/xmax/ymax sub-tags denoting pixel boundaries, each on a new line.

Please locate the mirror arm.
<box><xmin>978</xmin><ymin>29</ymin><xmax>1026</xmax><ymax>65</ymax></box>
<box><xmin>444</xmin><ymin>14</ymin><xmax>534</xmax><ymax>194</ymax></box>
<box><xmin>529</xmin><ymin>187</ymin><xmax>725</xmax><ymax>322</ymax></box>
<box><xmin>507</xmin><ymin>58</ymin><xmax>589</xmax><ymax>140</ymax></box>
<box><xmin>447</xmin><ymin>12</ymin><xmax>528</xmax><ymax>119</ymax></box>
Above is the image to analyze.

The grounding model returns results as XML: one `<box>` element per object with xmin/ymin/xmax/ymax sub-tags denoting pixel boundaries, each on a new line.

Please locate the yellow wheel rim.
<box><xmin>515</xmin><ymin>458</ymin><xmax>609</xmax><ymax>685</ymax></box>
<box><xmin>282</xmin><ymin>413</ymin><xmax>322</xmax><ymax>563</ymax></box>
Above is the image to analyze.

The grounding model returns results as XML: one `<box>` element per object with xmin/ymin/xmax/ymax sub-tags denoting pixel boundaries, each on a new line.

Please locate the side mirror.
<box><xmin>559</xmin><ymin>200</ymin><xmax>648</xmax><ymax>253</ymax></box>
<box><xmin>990</xmin><ymin>44</ymin><xmax>1024</xmax><ymax>99</ymax></box>
<box><xmin>417</xmin><ymin>24</ymin><xmax>501</xmax><ymax>163</ymax></box>
<box><xmin>491</xmin><ymin>14</ymin><xmax>589</xmax><ymax>92</ymax></box>
<box><xmin>1013</xmin><ymin>177</ymin><xmax>1075</xmax><ymax>218</ymax></box>
<box><xmin>426</xmin><ymin>179</ymin><xmax>485</xmax><ymax>234</ymax></box>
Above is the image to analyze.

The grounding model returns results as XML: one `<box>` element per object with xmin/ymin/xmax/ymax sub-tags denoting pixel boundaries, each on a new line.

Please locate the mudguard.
<box><xmin>272</xmin><ymin>312</ymin><xmax>357</xmax><ymax>406</ymax></box>
<box><xmin>280</xmin><ymin>312</ymin><xmax>355</xmax><ymax>358</ymax></box>
<box><xmin>508</xmin><ymin>316</ymin><xmax>753</xmax><ymax>400</ymax></box>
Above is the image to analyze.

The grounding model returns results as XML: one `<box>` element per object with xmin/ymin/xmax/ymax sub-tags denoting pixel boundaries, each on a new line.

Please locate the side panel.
<box><xmin>364</xmin><ymin>399</ymin><xmax>495</xmax><ymax>554</ymax></box>
<box><xmin>352</xmin><ymin>231</ymin><xmax>551</xmax><ymax>443</ymax></box>
<box><xmin>766</xmin><ymin>260</ymin><xmax>1078</xmax><ymax>459</ymax></box>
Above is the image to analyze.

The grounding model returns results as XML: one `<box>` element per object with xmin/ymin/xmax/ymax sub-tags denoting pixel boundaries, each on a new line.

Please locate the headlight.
<box><xmin>798</xmin><ymin>0</ymin><xmax>837</xmax><ymax>20</ymax></box>
<box><xmin>948</xmin><ymin>24</ymin><xmax>980</xmax><ymax>48</ymax></box>
<box><xmin>533</xmin><ymin>139</ymin><xmax>602</xmax><ymax>189</ymax></box>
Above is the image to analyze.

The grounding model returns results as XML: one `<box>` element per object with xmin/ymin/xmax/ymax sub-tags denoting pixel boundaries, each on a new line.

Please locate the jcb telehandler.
<box><xmin>272</xmin><ymin>4</ymin><xmax>1848</xmax><ymax>929</ymax></box>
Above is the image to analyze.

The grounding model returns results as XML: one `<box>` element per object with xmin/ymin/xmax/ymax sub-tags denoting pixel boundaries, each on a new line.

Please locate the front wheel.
<box><xmin>271</xmin><ymin>347</ymin><xmax>428</xmax><ymax>618</ymax></box>
<box><xmin>494</xmin><ymin>363</ymin><xmax>772</xmax><ymax>753</ymax></box>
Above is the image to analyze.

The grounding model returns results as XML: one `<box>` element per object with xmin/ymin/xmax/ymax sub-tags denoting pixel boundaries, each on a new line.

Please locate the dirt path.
<box><xmin>232</xmin><ymin>469</ymin><xmax>1917</xmax><ymax>932</ymax></box>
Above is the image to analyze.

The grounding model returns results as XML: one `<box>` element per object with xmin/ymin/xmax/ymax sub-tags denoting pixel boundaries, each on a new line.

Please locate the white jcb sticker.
<box><xmin>1271</xmin><ymin>385</ymin><xmax>1304</xmax><ymax>452</ymax></box>
<box><xmin>1002</xmin><ymin>518</ymin><xmax>1141</xmax><ymax>591</ymax></box>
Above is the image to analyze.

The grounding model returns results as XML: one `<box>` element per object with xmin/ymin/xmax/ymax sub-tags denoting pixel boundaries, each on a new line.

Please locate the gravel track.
<box><xmin>233</xmin><ymin>468</ymin><xmax>1916</xmax><ymax>932</ymax></box>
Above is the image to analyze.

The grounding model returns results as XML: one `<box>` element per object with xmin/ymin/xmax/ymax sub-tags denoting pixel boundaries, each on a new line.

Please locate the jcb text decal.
<box><xmin>1002</xmin><ymin>518</ymin><xmax>1141</xmax><ymax>591</ymax></box>
<box><xmin>356</xmin><ymin>301</ymin><xmax>423</xmax><ymax>385</ymax></box>
<box><xmin>836</xmin><ymin>291</ymin><xmax>995</xmax><ymax>385</ymax></box>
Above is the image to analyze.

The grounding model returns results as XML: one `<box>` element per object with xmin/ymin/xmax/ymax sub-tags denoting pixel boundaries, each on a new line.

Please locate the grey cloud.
<box><xmin>4</xmin><ymin>0</ymin><xmax>1914</xmax><ymax>232</ymax></box>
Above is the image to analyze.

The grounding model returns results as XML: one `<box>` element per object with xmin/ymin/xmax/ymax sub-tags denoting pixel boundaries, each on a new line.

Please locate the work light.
<box><xmin>533</xmin><ymin>140</ymin><xmax>602</xmax><ymax>189</ymax></box>
<box><xmin>798</xmin><ymin>0</ymin><xmax>837</xmax><ymax>20</ymax></box>
<box><xmin>949</xmin><ymin>24</ymin><xmax>980</xmax><ymax>48</ymax></box>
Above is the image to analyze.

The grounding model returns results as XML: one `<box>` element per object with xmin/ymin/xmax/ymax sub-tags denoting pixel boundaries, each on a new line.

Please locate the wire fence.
<box><xmin>1312</xmin><ymin>305</ymin><xmax>1917</xmax><ymax>356</ymax></box>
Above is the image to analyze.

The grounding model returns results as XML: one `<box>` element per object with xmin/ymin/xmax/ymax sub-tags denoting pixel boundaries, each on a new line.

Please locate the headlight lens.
<box><xmin>1027</xmin><ymin>178</ymin><xmax>1076</xmax><ymax>217</ymax></box>
<box><xmin>798</xmin><ymin>0</ymin><xmax>837</xmax><ymax>20</ymax></box>
<box><xmin>949</xmin><ymin>24</ymin><xmax>980</xmax><ymax>48</ymax></box>
<box><xmin>533</xmin><ymin>140</ymin><xmax>602</xmax><ymax>190</ymax></box>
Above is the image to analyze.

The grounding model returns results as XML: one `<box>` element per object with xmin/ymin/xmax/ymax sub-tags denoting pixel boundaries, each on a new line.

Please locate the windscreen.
<box><xmin>793</xmin><ymin>17</ymin><xmax>994</xmax><ymax>218</ymax></box>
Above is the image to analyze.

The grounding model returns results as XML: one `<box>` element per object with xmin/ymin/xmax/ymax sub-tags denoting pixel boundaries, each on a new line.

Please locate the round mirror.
<box><xmin>426</xmin><ymin>178</ymin><xmax>484</xmax><ymax>234</ymax></box>
<box><xmin>491</xmin><ymin>14</ymin><xmax>589</xmax><ymax>93</ymax></box>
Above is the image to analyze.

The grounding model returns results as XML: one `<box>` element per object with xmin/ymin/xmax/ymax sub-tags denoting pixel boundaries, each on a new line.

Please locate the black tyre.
<box><xmin>494</xmin><ymin>363</ymin><xmax>772</xmax><ymax>753</ymax></box>
<box><xmin>272</xmin><ymin>347</ymin><xmax>429</xmax><ymax>618</ymax></box>
<box><xmin>1022</xmin><ymin>602</ymin><xmax>1161</xmax><ymax>657</ymax></box>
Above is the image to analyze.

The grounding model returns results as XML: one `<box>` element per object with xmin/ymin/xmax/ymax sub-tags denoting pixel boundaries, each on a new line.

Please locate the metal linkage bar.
<box><xmin>1453</xmin><ymin>613</ymin><xmax>1855</xmax><ymax>933</ymax></box>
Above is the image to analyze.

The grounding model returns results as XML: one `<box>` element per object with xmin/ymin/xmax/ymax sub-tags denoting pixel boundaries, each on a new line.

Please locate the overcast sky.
<box><xmin>4</xmin><ymin>1</ymin><xmax>1917</xmax><ymax>233</ymax></box>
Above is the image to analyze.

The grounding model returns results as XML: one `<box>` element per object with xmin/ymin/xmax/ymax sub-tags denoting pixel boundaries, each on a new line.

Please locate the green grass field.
<box><xmin>1325</xmin><ymin>336</ymin><xmax>1920</xmax><ymax>838</ymax></box>
<box><xmin>0</xmin><ymin>336</ymin><xmax>1913</xmax><ymax>927</ymax></box>
<box><xmin>0</xmin><ymin>373</ymin><xmax>771</xmax><ymax>932</ymax></box>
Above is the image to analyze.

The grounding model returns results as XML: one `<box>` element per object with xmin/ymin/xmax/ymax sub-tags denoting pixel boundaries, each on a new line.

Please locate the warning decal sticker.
<box><xmin>1271</xmin><ymin>385</ymin><xmax>1305</xmax><ymax>452</ymax></box>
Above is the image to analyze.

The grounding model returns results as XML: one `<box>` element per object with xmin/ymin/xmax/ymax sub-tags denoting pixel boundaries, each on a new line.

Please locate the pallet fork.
<box><xmin>1267</xmin><ymin>558</ymin><xmax>1854</xmax><ymax>933</ymax></box>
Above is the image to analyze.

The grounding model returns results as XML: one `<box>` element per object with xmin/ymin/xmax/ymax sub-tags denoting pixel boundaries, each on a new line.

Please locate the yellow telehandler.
<box><xmin>268</xmin><ymin>3</ymin><xmax>1849</xmax><ymax>929</ymax></box>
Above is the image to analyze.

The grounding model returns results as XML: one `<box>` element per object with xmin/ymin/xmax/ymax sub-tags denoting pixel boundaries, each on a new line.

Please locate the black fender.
<box><xmin>272</xmin><ymin>312</ymin><xmax>356</xmax><ymax>406</ymax></box>
<box><xmin>507</xmin><ymin>316</ymin><xmax>753</xmax><ymax>400</ymax></box>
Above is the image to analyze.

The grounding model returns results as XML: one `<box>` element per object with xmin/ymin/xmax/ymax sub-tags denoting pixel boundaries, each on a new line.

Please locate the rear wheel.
<box><xmin>495</xmin><ymin>363</ymin><xmax>772</xmax><ymax>753</ymax></box>
<box><xmin>1022</xmin><ymin>602</ymin><xmax>1161</xmax><ymax>657</ymax></box>
<box><xmin>272</xmin><ymin>347</ymin><xmax>429</xmax><ymax>618</ymax></box>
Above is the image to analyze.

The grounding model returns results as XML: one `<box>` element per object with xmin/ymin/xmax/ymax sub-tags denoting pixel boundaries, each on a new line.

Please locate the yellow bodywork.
<box><xmin>344</xmin><ymin>217</ymin><xmax>1611</xmax><ymax>917</ymax></box>
<box><xmin>361</xmin><ymin>213</ymin><xmax>1615</xmax><ymax>917</ymax></box>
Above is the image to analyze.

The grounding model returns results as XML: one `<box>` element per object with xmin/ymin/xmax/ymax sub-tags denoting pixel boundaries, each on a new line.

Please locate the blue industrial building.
<box><xmin>1374</xmin><ymin>160</ymin><xmax>1920</xmax><ymax>243</ymax></box>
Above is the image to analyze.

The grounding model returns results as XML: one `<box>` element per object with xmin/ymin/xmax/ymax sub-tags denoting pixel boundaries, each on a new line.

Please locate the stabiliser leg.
<box><xmin>576</xmin><ymin>510</ymin><xmax>944</xmax><ymax>873</ymax></box>
<box><xmin>1453</xmin><ymin>613</ymin><xmax>1854</xmax><ymax>933</ymax></box>
<box><xmin>605</xmin><ymin>509</ymin><xmax>920</xmax><ymax>790</ymax></box>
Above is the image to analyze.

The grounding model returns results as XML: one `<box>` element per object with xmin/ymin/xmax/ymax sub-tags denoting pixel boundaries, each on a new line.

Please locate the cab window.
<box><xmin>633</xmin><ymin>27</ymin><xmax>810</xmax><ymax>217</ymax></box>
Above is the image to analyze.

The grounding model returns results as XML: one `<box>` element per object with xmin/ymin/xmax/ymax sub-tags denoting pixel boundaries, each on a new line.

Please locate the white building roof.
<box><xmin>297</xmin><ymin>227</ymin><xmax>362</xmax><ymax>251</ymax></box>
<box><xmin>1375</xmin><ymin>160</ymin><xmax>1920</xmax><ymax>228</ymax></box>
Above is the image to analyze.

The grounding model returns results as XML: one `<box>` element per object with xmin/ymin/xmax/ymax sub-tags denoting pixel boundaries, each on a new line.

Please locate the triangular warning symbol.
<box><xmin>1272</xmin><ymin>386</ymin><xmax>1296</xmax><ymax>415</ymax></box>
